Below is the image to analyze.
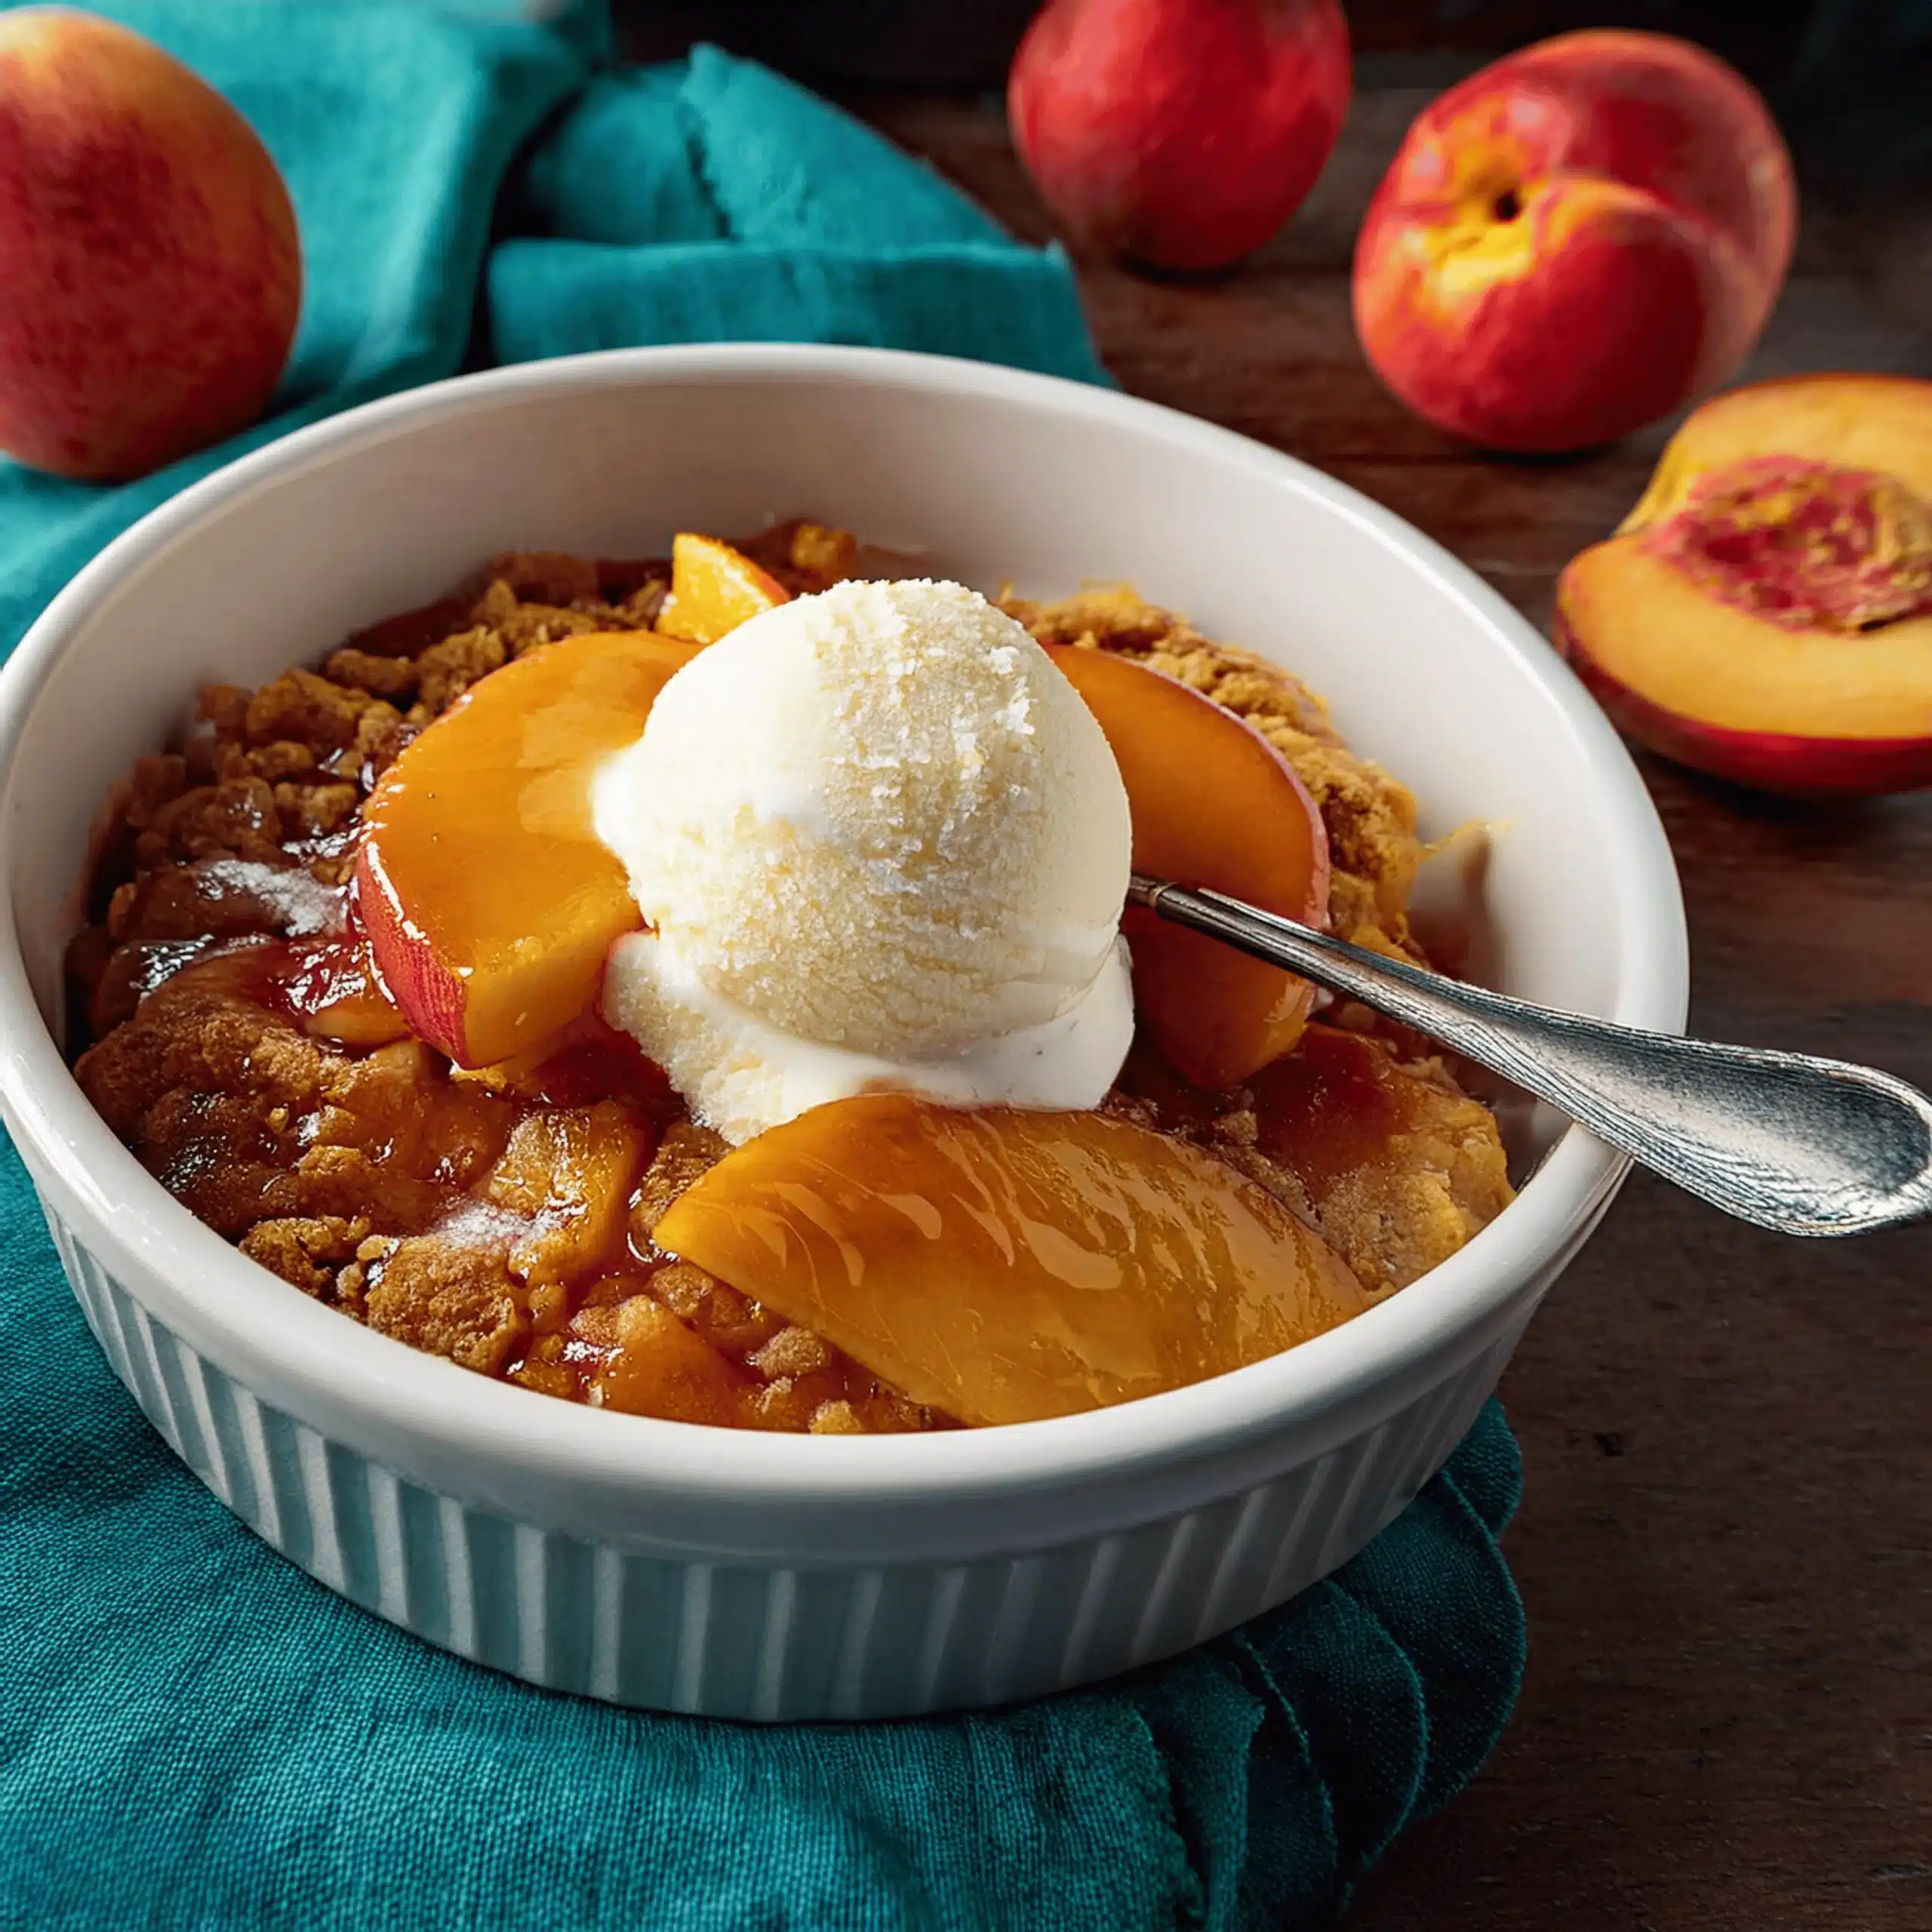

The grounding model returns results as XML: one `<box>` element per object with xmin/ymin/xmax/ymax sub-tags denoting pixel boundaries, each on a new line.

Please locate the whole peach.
<box><xmin>0</xmin><ymin>8</ymin><xmax>301</xmax><ymax>480</ymax></box>
<box><xmin>1009</xmin><ymin>0</ymin><xmax>1350</xmax><ymax>272</ymax></box>
<box><xmin>1352</xmin><ymin>31</ymin><xmax>1794</xmax><ymax>453</ymax></box>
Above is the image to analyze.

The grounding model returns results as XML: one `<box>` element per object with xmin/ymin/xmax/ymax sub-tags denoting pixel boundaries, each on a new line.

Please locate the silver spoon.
<box><xmin>1129</xmin><ymin>875</ymin><xmax>1932</xmax><ymax>1238</ymax></box>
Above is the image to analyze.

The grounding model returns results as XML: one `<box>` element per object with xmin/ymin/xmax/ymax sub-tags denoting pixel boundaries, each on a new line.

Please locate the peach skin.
<box><xmin>0</xmin><ymin>9</ymin><xmax>301</xmax><ymax>480</ymax></box>
<box><xmin>1352</xmin><ymin>30</ymin><xmax>1794</xmax><ymax>453</ymax></box>
<box><xmin>1009</xmin><ymin>0</ymin><xmax>1351</xmax><ymax>272</ymax></box>
<box><xmin>1556</xmin><ymin>375</ymin><xmax>1932</xmax><ymax>794</ymax></box>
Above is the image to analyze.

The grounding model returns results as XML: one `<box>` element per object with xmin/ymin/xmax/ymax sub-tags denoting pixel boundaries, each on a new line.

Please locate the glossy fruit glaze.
<box><xmin>657</xmin><ymin>1092</ymin><xmax>1373</xmax><ymax>1426</ymax></box>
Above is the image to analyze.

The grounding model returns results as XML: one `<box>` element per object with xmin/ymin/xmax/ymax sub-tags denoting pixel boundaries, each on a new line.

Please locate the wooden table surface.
<box><xmin>854</xmin><ymin>81</ymin><xmax>1932</xmax><ymax>1932</ymax></box>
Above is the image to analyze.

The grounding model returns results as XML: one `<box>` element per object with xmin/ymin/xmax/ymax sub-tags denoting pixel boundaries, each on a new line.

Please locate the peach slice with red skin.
<box><xmin>1048</xmin><ymin>645</ymin><xmax>1330</xmax><ymax>1089</ymax></box>
<box><xmin>1556</xmin><ymin>375</ymin><xmax>1932</xmax><ymax>794</ymax></box>
<box><xmin>656</xmin><ymin>533</ymin><xmax>789</xmax><ymax>645</ymax></box>
<box><xmin>1352</xmin><ymin>31</ymin><xmax>1794</xmax><ymax>452</ymax></box>
<box><xmin>359</xmin><ymin>602</ymin><xmax>1331</xmax><ymax>1078</ymax></box>
<box><xmin>654</xmin><ymin>1094</ymin><xmax>1371</xmax><ymax>1426</ymax></box>
<box><xmin>356</xmin><ymin>629</ymin><xmax>700</xmax><ymax>1067</ymax></box>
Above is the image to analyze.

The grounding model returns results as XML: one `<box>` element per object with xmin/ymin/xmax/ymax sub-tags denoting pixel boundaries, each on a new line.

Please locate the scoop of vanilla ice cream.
<box><xmin>595</xmin><ymin>577</ymin><xmax>1134</xmax><ymax>1142</ymax></box>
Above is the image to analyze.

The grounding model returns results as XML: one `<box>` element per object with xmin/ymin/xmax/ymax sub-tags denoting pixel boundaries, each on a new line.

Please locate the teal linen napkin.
<box><xmin>488</xmin><ymin>46</ymin><xmax>1109</xmax><ymax>378</ymax></box>
<box><xmin>0</xmin><ymin>7</ymin><xmax>1524</xmax><ymax>1926</ymax></box>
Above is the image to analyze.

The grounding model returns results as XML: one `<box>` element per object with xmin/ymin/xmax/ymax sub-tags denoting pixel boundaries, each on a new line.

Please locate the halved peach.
<box><xmin>355</xmin><ymin>629</ymin><xmax>700</xmax><ymax>1066</ymax></box>
<box><xmin>654</xmin><ymin>1094</ymin><xmax>1370</xmax><ymax>1426</ymax></box>
<box><xmin>1556</xmin><ymin>376</ymin><xmax>1932</xmax><ymax>793</ymax></box>
<box><xmin>655</xmin><ymin>533</ymin><xmax>789</xmax><ymax>645</ymax></box>
<box><xmin>1620</xmin><ymin>374</ymin><xmax>1932</xmax><ymax>521</ymax></box>
<box><xmin>1048</xmin><ymin>645</ymin><xmax>1331</xmax><ymax>1088</ymax></box>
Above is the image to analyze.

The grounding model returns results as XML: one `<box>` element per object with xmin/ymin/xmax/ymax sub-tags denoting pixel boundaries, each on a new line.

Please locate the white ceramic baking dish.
<box><xmin>0</xmin><ymin>346</ymin><xmax>1687</xmax><ymax>1719</ymax></box>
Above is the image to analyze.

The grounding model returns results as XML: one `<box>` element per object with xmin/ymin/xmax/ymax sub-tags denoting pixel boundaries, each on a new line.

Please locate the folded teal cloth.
<box><xmin>0</xmin><ymin>6</ymin><xmax>1524</xmax><ymax>1926</ymax></box>
<box><xmin>488</xmin><ymin>48</ymin><xmax>1107</xmax><ymax>377</ymax></box>
<box><xmin>0</xmin><ymin>0</ymin><xmax>585</xmax><ymax>657</ymax></box>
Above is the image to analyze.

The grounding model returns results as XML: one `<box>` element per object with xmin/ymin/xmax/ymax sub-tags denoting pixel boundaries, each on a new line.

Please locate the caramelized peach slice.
<box><xmin>483</xmin><ymin>1100</ymin><xmax>654</xmax><ymax>1286</ymax></box>
<box><xmin>653</xmin><ymin>1094</ymin><xmax>1371</xmax><ymax>1426</ymax></box>
<box><xmin>1558</xmin><ymin>376</ymin><xmax>1932</xmax><ymax>793</ymax></box>
<box><xmin>656</xmin><ymin>533</ymin><xmax>789</xmax><ymax>645</ymax></box>
<box><xmin>356</xmin><ymin>629</ymin><xmax>700</xmax><ymax>1066</ymax></box>
<box><xmin>571</xmin><ymin>1294</ymin><xmax>749</xmax><ymax>1424</ymax></box>
<box><xmin>1048</xmin><ymin>645</ymin><xmax>1331</xmax><ymax>1088</ymax></box>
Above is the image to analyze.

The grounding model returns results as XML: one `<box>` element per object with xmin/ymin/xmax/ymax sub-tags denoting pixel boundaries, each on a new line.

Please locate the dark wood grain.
<box><xmin>851</xmin><ymin>85</ymin><xmax>1932</xmax><ymax>1932</ymax></box>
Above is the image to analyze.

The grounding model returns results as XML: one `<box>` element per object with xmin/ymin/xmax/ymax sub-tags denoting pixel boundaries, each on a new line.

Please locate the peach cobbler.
<box><xmin>69</xmin><ymin>521</ymin><xmax>1512</xmax><ymax>1432</ymax></box>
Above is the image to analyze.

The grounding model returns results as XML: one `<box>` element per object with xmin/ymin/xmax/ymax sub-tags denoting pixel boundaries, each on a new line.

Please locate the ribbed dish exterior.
<box><xmin>45</xmin><ymin>1199</ymin><xmax>1527</xmax><ymax>1721</ymax></box>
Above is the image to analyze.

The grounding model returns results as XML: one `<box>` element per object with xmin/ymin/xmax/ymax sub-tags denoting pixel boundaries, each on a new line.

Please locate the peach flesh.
<box><xmin>654</xmin><ymin>1094</ymin><xmax>1371</xmax><ymax>1426</ymax></box>
<box><xmin>1556</xmin><ymin>609</ymin><xmax>1932</xmax><ymax>795</ymax></box>
<box><xmin>655</xmin><ymin>534</ymin><xmax>788</xmax><ymax>645</ymax></box>
<box><xmin>1046</xmin><ymin>644</ymin><xmax>1331</xmax><ymax>1090</ymax></box>
<box><xmin>1555</xmin><ymin>377</ymin><xmax>1932</xmax><ymax>793</ymax></box>
<box><xmin>356</xmin><ymin>630</ymin><xmax>700</xmax><ymax>1067</ymax></box>
<box><xmin>1647</xmin><ymin>457</ymin><xmax>1932</xmax><ymax>633</ymax></box>
<box><xmin>1558</xmin><ymin>527</ymin><xmax>1932</xmax><ymax>739</ymax></box>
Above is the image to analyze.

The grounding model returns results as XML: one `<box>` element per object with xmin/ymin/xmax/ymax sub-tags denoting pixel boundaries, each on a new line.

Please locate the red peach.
<box><xmin>1009</xmin><ymin>0</ymin><xmax>1350</xmax><ymax>272</ymax></box>
<box><xmin>0</xmin><ymin>9</ymin><xmax>301</xmax><ymax>480</ymax></box>
<box><xmin>1352</xmin><ymin>31</ymin><xmax>1795</xmax><ymax>453</ymax></box>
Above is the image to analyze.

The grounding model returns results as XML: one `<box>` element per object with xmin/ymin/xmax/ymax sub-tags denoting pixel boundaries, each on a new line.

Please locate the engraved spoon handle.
<box><xmin>1130</xmin><ymin>875</ymin><xmax>1932</xmax><ymax>1238</ymax></box>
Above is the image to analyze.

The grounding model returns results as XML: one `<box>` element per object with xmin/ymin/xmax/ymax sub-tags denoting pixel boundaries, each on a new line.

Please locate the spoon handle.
<box><xmin>1130</xmin><ymin>876</ymin><xmax>1932</xmax><ymax>1238</ymax></box>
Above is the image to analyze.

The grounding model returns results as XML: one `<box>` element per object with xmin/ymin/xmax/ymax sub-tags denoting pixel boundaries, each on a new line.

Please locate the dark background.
<box><xmin>614</xmin><ymin>0</ymin><xmax>1932</xmax><ymax>186</ymax></box>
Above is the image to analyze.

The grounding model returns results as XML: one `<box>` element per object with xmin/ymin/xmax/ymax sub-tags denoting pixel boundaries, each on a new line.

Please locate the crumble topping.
<box><xmin>68</xmin><ymin>528</ymin><xmax>1510</xmax><ymax>1430</ymax></box>
<box><xmin>1001</xmin><ymin>585</ymin><xmax>1427</xmax><ymax>958</ymax></box>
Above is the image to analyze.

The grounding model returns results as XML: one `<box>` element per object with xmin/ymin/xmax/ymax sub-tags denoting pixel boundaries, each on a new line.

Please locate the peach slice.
<box><xmin>1048</xmin><ymin>645</ymin><xmax>1331</xmax><ymax>1088</ymax></box>
<box><xmin>653</xmin><ymin>1094</ymin><xmax>1371</xmax><ymax>1426</ymax></box>
<box><xmin>1556</xmin><ymin>375</ymin><xmax>1932</xmax><ymax>793</ymax></box>
<box><xmin>655</xmin><ymin>533</ymin><xmax>789</xmax><ymax>645</ymax></box>
<box><xmin>570</xmin><ymin>1295</ymin><xmax>749</xmax><ymax>1424</ymax></box>
<box><xmin>356</xmin><ymin>629</ymin><xmax>700</xmax><ymax>1066</ymax></box>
